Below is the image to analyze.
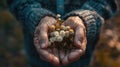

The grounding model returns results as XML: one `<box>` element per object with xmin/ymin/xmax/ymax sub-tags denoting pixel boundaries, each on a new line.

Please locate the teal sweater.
<box><xmin>7</xmin><ymin>0</ymin><xmax>118</xmax><ymax>67</ymax></box>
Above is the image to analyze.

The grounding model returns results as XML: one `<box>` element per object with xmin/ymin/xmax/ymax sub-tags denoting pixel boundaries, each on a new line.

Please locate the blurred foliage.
<box><xmin>0</xmin><ymin>0</ymin><xmax>7</xmax><ymax>9</ymax></box>
<box><xmin>0</xmin><ymin>0</ymin><xmax>28</xmax><ymax>67</ymax></box>
<box><xmin>0</xmin><ymin>10</ymin><xmax>28</xmax><ymax>67</ymax></box>
<box><xmin>0</xmin><ymin>0</ymin><xmax>120</xmax><ymax>67</ymax></box>
<box><xmin>90</xmin><ymin>14</ymin><xmax>120</xmax><ymax>67</ymax></box>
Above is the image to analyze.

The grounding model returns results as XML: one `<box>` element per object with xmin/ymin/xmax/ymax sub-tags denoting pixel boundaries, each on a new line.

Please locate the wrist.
<box><xmin>67</xmin><ymin>16</ymin><xmax>86</xmax><ymax>30</ymax></box>
<box><xmin>38</xmin><ymin>16</ymin><xmax>56</xmax><ymax>26</ymax></box>
<box><xmin>64</xmin><ymin>10</ymin><xmax>104</xmax><ymax>41</ymax></box>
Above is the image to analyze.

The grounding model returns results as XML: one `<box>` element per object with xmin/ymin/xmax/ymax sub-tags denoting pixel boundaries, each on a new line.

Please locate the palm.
<box><xmin>60</xmin><ymin>16</ymin><xmax>87</xmax><ymax>66</ymax></box>
<box><xmin>34</xmin><ymin>16</ymin><xmax>60</xmax><ymax>67</ymax></box>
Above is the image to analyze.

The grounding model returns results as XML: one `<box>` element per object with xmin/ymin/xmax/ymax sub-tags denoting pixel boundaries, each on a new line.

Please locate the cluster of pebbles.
<box><xmin>48</xmin><ymin>14</ymin><xmax>75</xmax><ymax>51</ymax></box>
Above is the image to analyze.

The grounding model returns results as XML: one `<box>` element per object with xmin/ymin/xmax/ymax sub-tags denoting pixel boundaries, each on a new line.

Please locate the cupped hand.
<box><xmin>60</xmin><ymin>16</ymin><xmax>87</xmax><ymax>66</ymax></box>
<box><xmin>34</xmin><ymin>16</ymin><xmax>60</xmax><ymax>67</ymax></box>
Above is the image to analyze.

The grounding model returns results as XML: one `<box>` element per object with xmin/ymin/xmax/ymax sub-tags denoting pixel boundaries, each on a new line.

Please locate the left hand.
<box><xmin>34</xmin><ymin>16</ymin><xmax>60</xmax><ymax>67</ymax></box>
<box><xmin>59</xmin><ymin>16</ymin><xmax>87</xmax><ymax>66</ymax></box>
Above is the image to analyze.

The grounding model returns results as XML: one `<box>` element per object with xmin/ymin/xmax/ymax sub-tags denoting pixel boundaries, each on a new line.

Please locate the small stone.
<box><xmin>60</xmin><ymin>30</ymin><xmax>66</xmax><ymax>37</ymax></box>
<box><xmin>69</xmin><ymin>29</ymin><xmax>74</xmax><ymax>35</ymax></box>
<box><xmin>58</xmin><ymin>18</ymin><xmax>61</xmax><ymax>21</ymax></box>
<box><xmin>66</xmin><ymin>26</ymin><xmax>71</xmax><ymax>30</ymax></box>
<box><xmin>65</xmin><ymin>31</ymin><xmax>70</xmax><ymax>37</ymax></box>
<box><xmin>54</xmin><ymin>31</ymin><xmax>59</xmax><ymax>36</ymax></box>
<box><xmin>50</xmin><ymin>25</ymin><xmax>55</xmax><ymax>31</ymax></box>
<box><xmin>50</xmin><ymin>31</ymin><xmax>59</xmax><ymax>37</ymax></box>
<box><xmin>57</xmin><ymin>14</ymin><xmax>61</xmax><ymax>18</ymax></box>
<box><xmin>61</xmin><ymin>25</ymin><xmax>66</xmax><ymax>30</ymax></box>
<box><xmin>56</xmin><ymin>23</ymin><xmax>61</xmax><ymax>29</ymax></box>
<box><xmin>49</xmin><ymin>37</ymin><xmax>56</xmax><ymax>43</ymax></box>
<box><xmin>55</xmin><ymin>36</ymin><xmax>63</xmax><ymax>42</ymax></box>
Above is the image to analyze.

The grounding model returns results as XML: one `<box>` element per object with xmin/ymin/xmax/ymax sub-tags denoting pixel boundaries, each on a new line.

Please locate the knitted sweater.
<box><xmin>7</xmin><ymin>0</ymin><xmax>118</xmax><ymax>67</ymax></box>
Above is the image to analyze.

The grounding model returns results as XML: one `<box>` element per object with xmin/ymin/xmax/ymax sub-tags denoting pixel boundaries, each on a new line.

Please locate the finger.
<box><xmin>59</xmin><ymin>50</ymin><xmax>65</xmax><ymax>61</ymax></box>
<box><xmin>39</xmin><ymin>49</ymin><xmax>53</xmax><ymax>62</ymax></box>
<box><xmin>61</xmin><ymin>51</ymin><xmax>69</xmax><ymax>66</ymax></box>
<box><xmin>39</xmin><ymin>24</ymin><xmax>49</xmax><ymax>48</ymax></box>
<box><xmin>53</xmin><ymin>48</ymin><xmax>59</xmax><ymax>59</ymax></box>
<box><xmin>34</xmin><ymin>27</ymin><xmax>40</xmax><ymax>49</ymax></box>
<box><xmin>48</xmin><ymin>48</ymin><xmax>52</xmax><ymax>53</ymax></box>
<box><xmin>74</xmin><ymin>26</ymin><xmax>85</xmax><ymax>48</ymax></box>
<box><xmin>53</xmin><ymin>48</ymin><xmax>60</xmax><ymax>67</ymax></box>
<box><xmin>62</xmin><ymin>20</ymin><xmax>76</xmax><ymax>29</ymax></box>
<box><xmin>34</xmin><ymin>34</ymin><xmax>40</xmax><ymax>49</ymax></box>
<box><xmin>68</xmin><ymin>49</ymin><xmax>83</xmax><ymax>62</ymax></box>
<box><xmin>81</xmin><ymin>37</ymin><xmax>87</xmax><ymax>52</ymax></box>
<box><xmin>61</xmin><ymin>49</ymin><xmax>84</xmax><ymax>66</ymax></box>
<box><xmin>39</xmin><ymin>49</ymin><xmax>60</xmax><ymax>66</ymax></box>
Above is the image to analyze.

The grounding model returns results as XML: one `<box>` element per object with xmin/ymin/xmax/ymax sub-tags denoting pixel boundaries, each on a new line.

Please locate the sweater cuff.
<box><xmin>17</xmin><ymin>5</ymin><xmax>56</xmax><ymax>35</ymax></box>
<box><xmin>63</xmin><ymin>10</ymin><xmax>104</xmax><ymax>41</ymax></box>
<box><xmin>8</xmin><ymin>0</ymin><xmax>56</xmax><ymax>35</ymax></box>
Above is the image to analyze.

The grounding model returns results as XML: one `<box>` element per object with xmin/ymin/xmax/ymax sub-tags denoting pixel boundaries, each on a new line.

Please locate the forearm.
<box><xmin>7</xmin><ymin>0</ymin><xmax>55</xmax><ymax>35</ymax></box>
<box><xmin>63</xmin><ymin>0</ymin><xmax>118</xmax><ymax>42</ymax></box>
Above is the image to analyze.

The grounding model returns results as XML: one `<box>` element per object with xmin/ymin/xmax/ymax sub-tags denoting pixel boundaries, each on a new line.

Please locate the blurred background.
<box><xmin>0</xmin><ymin>0</ymin><xmax>120</xmax><ymax>67</ymax></box>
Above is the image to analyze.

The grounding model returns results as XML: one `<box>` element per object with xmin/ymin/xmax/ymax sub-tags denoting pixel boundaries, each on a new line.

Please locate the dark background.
<box><xmin>0</xmin><ymin>0</ymin><xmax>120</xmax><ymax>67</ymax></box>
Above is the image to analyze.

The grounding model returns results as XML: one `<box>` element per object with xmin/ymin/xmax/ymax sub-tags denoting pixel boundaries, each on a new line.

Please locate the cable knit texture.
<box><xmin>63</xmin><ymin>10</ymin><xmax>104</xmax><ymax>42</ymax></box>
<box><xmin>7</xmin><ymin>0</ymin><xmax>118</xmax><ymax>67</ymax></box>
<box><xmin>7</xmin><ymin>0</ymin><xmax>56</xmax><ymax>35</ymax></box>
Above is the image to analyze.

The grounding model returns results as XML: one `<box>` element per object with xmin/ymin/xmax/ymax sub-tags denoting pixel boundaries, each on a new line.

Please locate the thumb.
<box><xmin>39</xmin><ymin>23</ymin><xmax>49</xmax><ymax>48</ymax></box>
<box><xmin>74</xmin><ymin>26</ymin><xmax>85</xmax><ymax>48</ymax></box>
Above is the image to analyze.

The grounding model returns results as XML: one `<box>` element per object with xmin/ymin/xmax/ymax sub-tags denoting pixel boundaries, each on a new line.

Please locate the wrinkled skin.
<box><xmin>34</xmin><ymin>16</ymin><xmax>60</xmax><ymax>67</ymax></box>
<box><xmin>60</xmin><ymin>16</ymin><xmax>87</xmax><ymax>66</ymax></box>
<box><xmin>34</xmin><ymin>16</ymin><xmax>87</xmax><ymax>67</ymax></box>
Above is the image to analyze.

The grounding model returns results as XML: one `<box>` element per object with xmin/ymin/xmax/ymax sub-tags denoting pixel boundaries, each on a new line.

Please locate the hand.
<box><xmin>34</xmin><ymin>16</ymin><xmax>60</xmax><ymax>67</ymax></box>
<box><xmin>60</xmin><ymin>16</ymin><xmax>87</xmax><ymax>66</ymax></box>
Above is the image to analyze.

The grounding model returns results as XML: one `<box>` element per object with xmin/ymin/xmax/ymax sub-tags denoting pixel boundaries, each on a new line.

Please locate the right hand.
<box><xmin>59</xmin><ymin>16</ymin><xmax>87</xmax><ymax>66</ymax></box>
<box><xmin>34</xmin><ymin>16</ymin><xmax>60</xmax><ymax>67</ymax></box>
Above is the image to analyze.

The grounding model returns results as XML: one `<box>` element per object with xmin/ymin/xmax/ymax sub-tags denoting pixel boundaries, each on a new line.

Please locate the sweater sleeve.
<box><xmin>7</xmin><ymin>0</ymin><xmax>56</xmax><ymax>35</ymax></box>
<box><xmin>63</xmin><ymin>0</ymin><xmax>118</xmax><ymax>42</ymax></box>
